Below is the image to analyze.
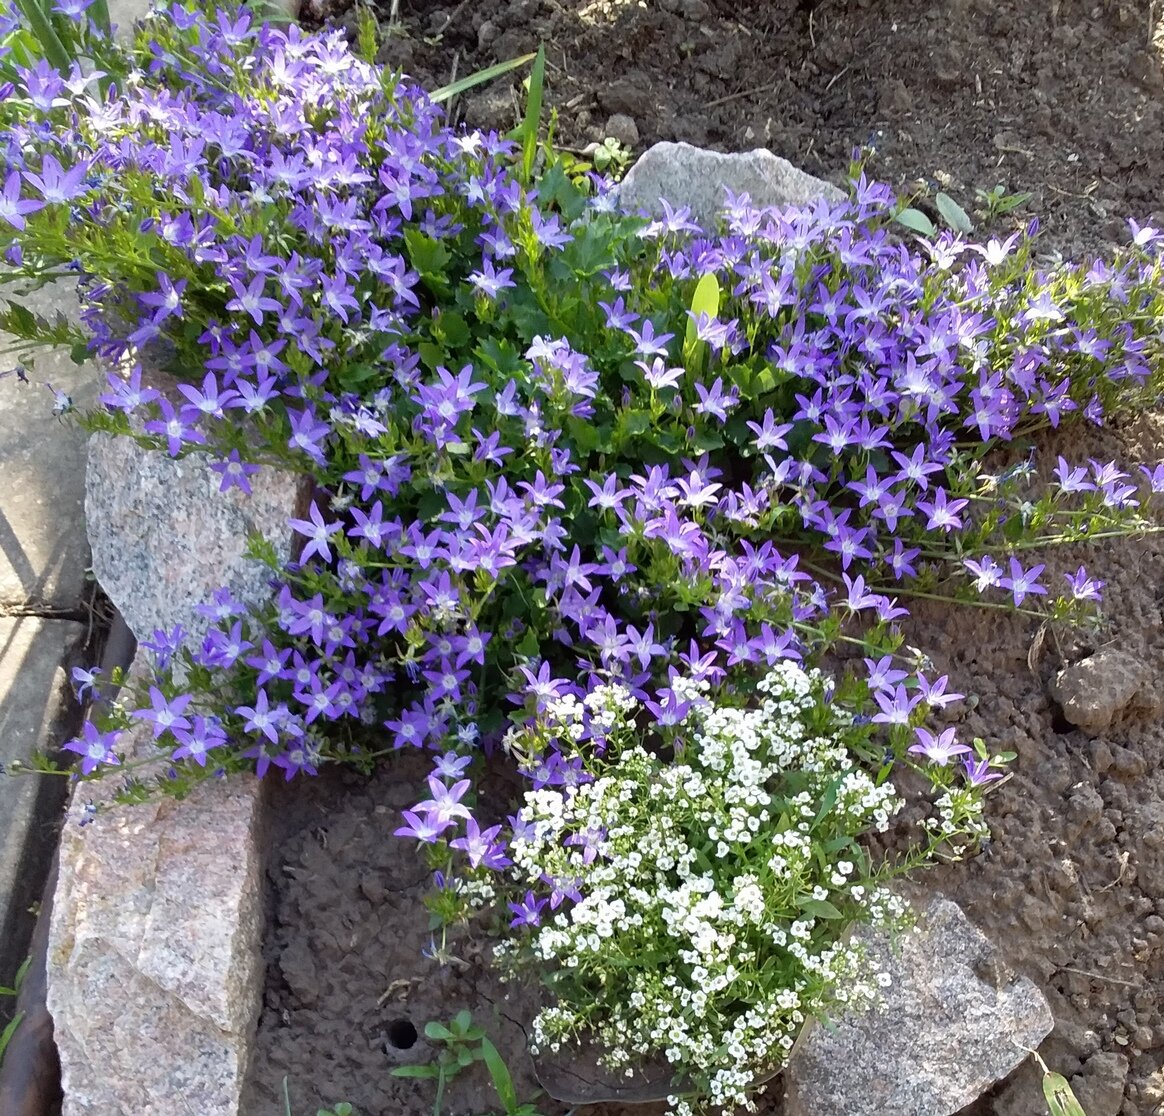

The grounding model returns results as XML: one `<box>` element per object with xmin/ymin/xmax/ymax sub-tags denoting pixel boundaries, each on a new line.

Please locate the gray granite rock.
<box><xmin>48</xmin><ymin>696</ymin><xmax>266</xmax><ymax>1116</ymax></box>
<box><xmin>49</xmin><ymin>436</ymin><xmax>307</xmax><ymax>1116</ymax></box>
<box><xmin>85</xmin><ymin>432</ymin><xmax>308</xmax><ymax>649</ymax></box>
<box><xmin>617</xmin><ymin>141</ymin><xmax>844</xmax><ymax>230</ymax></box>
<box><xmin>0</xmin><ymin>283</ymin><xmax>99</xmax><ymax>611</ymax></box>
<box><xmin>784</xmin><ymin>897</ymin><xmax>1053</xmax><ymax>1116</ymax></box>
<box><xmin>1050</xmin><ymin>648</ymin><xmax>1150</xmax><ymax>734</ymax></box>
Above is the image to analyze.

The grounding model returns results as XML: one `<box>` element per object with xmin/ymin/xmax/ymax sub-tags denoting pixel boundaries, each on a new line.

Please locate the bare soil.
<box><xmin>247</xmin><ymin>2</ymin><xmax>1164</xmax><ymax>1114</ymax></box>
<box><xmin>311</xmin><ymin>0</ymin><xmax>1164</xmax><ymax>261</ymax></box>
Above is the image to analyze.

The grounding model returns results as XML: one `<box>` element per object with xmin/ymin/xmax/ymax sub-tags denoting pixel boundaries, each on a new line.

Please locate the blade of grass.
<box><xmin>0</xmin><ymin>1012</ymin><xmax>25</xmax><ymax>1063</ymax></box>
<box><xmin>480</xmin><ymin>1037</ymin><xmax>518</xmax><ymax>1113</ymax></box>
<box><xmin>12</xmin><ymin>957</ymin><xmax>30</xmax><ymax>992</ymax></box>
<box><xmin>428</xmin><ymin>52</ymin><xmax>536</xmax><ymax>104</ymax></box>
<box><xmin>518</xmin><ymin>45</ymin><xmax>545</xmax><ymax>184</ymax></box>
<box><xmin>87</xmin><ymin>0</ymin><xmax>110</xmax><ymax>37</ymax></box>
<box><xmin>12</xmin><ymin>0</ymin><xmax>72</xmax><ymax>74</ymax></box>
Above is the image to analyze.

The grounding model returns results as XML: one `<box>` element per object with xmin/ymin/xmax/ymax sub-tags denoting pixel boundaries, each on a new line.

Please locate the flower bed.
<box><xmin>3</xmin><ymin>3</ymin><xmax>1164</xmax><ymax>1112</ymax></box>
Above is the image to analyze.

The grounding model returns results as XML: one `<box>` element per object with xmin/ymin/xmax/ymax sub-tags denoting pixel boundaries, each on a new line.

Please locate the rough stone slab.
<box><xmin>85</xmin><ymin>431</ymin><xmax>309</xmax><ymax>648</ymax></box>
<box><xmin>48</xmin><ymin>682</ymin><xmax>265</xmax><ymax>1116</ymax></box>
<box><xmin>49</xmin><ymin>437</ymin><xmax>307</xmax><ymax>1116</ymax></box>
<box><xmin>784</xmin><ymin>896</ymin><xmax>1054</xmax><ymax>1116</ymax></box>
<box><xmin>0</xmin><ymin>283</ymin><xmax>100</xmax><ymax>611</ymax></box>
<box><xmin>618</xmin><ymin>141</ymin><xmax>845</xmax><ymax>230</ymax></box>
<box><xmin>0</xmin><ymin>616</ymin><xmax>83</xmax><ymax>990</ymax></box>
<box><xmin>1050</xmin><ymin>648</ymin><xmax>1150</xmax><ymax>734</ymax></box>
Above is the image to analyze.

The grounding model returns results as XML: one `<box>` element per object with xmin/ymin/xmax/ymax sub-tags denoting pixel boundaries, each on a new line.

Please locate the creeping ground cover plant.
<box><xmin>3</xmin><ymin>3</ymin><xmax>1164</xmax><ymax>1110</ymax></box>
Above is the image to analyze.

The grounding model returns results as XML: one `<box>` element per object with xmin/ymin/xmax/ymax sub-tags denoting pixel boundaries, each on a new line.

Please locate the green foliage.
<box><xmin>589</xmin><ymin>136</ymin><xmax>634</xmax><ymax>176</ymax></box>
<box><xmin>429</xmin><ymin>52</ymin><xmax>539</xmax><ymax>105</ymax></box>
<box><xmin>280</xmin><ymin>1075</ymin><xmax>359</xmax><ymax>1116</ymax></box>
<box><xmin>1026</xmin><ymin>1049</ymin><xmax>1088</xmax><ymax>1116</ymax></box>
<box><xmin>894</xmin><ymin>205</ymin><xmax>936</xmax><ymax>238</ymax></box>
<box><xmin>392</xmin><ymin>1011</ymin><xmax>548</xmax><ymax>1116</ymax></box>
<box><xmin>0</xmin><ymin>957</ymin><xmax>30</xmax><ymax>1068</ymax></box>
<box><xmin>934</xmin><ymin>190</ymin><xmax>973</xmax><ymax>235</ymax></box>
<box><xmin>2</xmin><ymin>0</ymin><xmax>120</xmax><ymax>91</ymax></box>
<box><xmin>511</xmin><ymin>45</ymin><xmax>546</xmax><ymax>186</ymax></box>
<box><xmin>976</xmin><ymin>184</ymin><xmax>1032</xmax><ymax>223</ymax></box>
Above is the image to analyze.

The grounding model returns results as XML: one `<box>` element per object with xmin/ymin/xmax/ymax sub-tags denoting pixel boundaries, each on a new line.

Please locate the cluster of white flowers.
<box><xmin>925</xmin><ymin>784</ymin><xmax>990</xmax><ymax>843</ymax></box>
<box><xmin>499</xmin><ymin>664</ymin><xmax>911</xmax><ymax>1114</ymax></box>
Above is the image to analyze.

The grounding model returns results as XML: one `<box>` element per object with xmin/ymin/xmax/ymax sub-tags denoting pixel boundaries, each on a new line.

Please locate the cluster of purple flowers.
<box><xmin>8</xmin><ymin>8</ymin><xmax>1161</xmax><ymax>915</ymax></box>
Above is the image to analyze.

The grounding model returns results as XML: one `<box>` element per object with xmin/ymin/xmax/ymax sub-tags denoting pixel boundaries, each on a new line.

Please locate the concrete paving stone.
<box><xmin>0</xmin><ymin>615</ymin><xmax>85</xmax><ymax>1000</ymax></box>
<box><xmin>0</xmin><ymin>283</ymin><xmax>101</xmax><ymax>613</ymax></box>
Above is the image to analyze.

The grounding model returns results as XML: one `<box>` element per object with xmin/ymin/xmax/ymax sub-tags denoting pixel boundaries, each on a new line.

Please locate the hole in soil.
<box><xmin>385</xmin><ymin>1018</ymin><xmax>418</xmax><ymax>1050</ymax></box>
<box><xmin>1050</xmin><ymin>706</ymin><xmax>1074</xmax><ymax>734</ymax></box>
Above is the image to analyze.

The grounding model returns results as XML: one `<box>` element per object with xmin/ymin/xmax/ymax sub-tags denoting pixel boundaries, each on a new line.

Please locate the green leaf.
<box><xmin>390</xmin><ymin>1065</ymin><xmax>439</xmax><ymax>1079</ymax></box>
<box><xmin>475</xmin><ymin>337</ymin><xmax>523</xmax><ymax>377</ymax></box>
<box><xmin>683</xmin><ymin>271</ymin><xmax>720</xmax><ymax>372</ymax></box>
<box><xmin>0</xmin><ymin>1011</ymin><xmax>24</xmax><ymax>1061</ymax></box>
<box><xmin>429</xmin><ymin>52</ymin><xmax>537</xmax><ymax>104</ymax></box>
<box><xmin>403</xmin><ymin>228</ymin><xmax>451</xmax><ymax>293</ymax></box>
<box><xmin>725</xmin><ymin>363</ymin><xmax>753</xmax><ymax>397</ymax></box>
<box><xmin>517</xmin><ymin>629</ymin><xmax>540</xmax><ymax>658</ymax></box>
<box><xmin>536</xmin><ymin>157</ymin><xmax>588</xmax><ymax>223</ymax></box>
<box><xmin>616</xmin><ymin>410</ymin><xmax>651</xmax><ymax>440</ymax></box>
<box><xmin>810</xmin><ymin>770</ymin><xmax>848</xmax><ymax>829</ymax></box>
<box><xmin>517</xmin><ymin>45</ymin><xmax>545</xmax><ymax>184</ymax></box>
<box><xmin>480</xmin><ymin>1037</ymin><xmax>519</xmax><ymax>1113</ymax></box>
<box><xmin>418</xmin><ymin>340</ymin><xmax>445</xmax><ymax>371</ymax></box>
<box><xmin>424</xmin><ymin>1021</ymin><xmax>454</xmax><ymax>1041</ymax></box>
<box><xmin>13</xmin><ymin>0</ymin><xmax>72</xmax><ymax>73</ymax></box>
<box><xmin>434</xmin><ymin>310</ymin><xmax>471</xmax><ymax>350</ymax></box>
<box><xmin>1042</xmin><ymin>1071</ymin><xmax>1087</xmax><ymax>1116</ymax></box>
<box><xmin>684</xmin><ymin>272</ymin><xmax>720</xmax><ymax>350</ymax></box>
<box><xmin>566</xmin><ymin>416</ymin><xmax>605</xmax><ymax>455</ymax></box>
<box><xmin>894</xmin><ymin>207</ymin><xmax>936</xmax><ymax>237</ymax></box>
<box><xmin>557</xmin><ymin>224</ymin><xmax>616</xmax><ymax>278</ymax></box>
<box><xmin>935</xmin><ymin>191</ymin><xmax>973</xmax><ymax>235</ymax></box>
<box><xmin>337</xmin><ymin>362</ymin><xmax>383</xmax><ymax>391</ymax></box>
<box><xmin>799</xmin><ymin>898</ymin><xmax>845</xmax><ymax>920</ymax></box>
<box><xmin>87</xmin><ymin>0</ymin><xmax>110</xmax><ymax>34</ymax></box>
<box><xmin>690</xmin><ymin>429</ymin><xmax>724</xmax><ymax>452</ymax></box>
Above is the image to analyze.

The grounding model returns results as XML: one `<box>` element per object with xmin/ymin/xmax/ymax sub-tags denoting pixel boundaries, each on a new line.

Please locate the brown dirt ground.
<box><xmin>310</xmin><ymin>0</ymin><xmax>1164</xmax><ymax>261</ymax></box>
<box><xmin>242</xmin><ymin>425</ymin><xmax>1164</xmax><ymax>1116</ymax></box>
<box><xmin>247</xmin><ymin>2</ymin><xmax>1164</xmax><ymax>1114</ymax></box>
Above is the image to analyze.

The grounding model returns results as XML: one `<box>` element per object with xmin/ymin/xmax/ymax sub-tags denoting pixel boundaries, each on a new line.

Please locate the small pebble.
<box><xmin>605</xmin><ymin>113</ymin><xmax>639</xmax><ymax>147</ymax></box>
<box><xmin>477</xmin><ymin>19</ymin><xmax>498</xmax><ymax>51</ymax></box>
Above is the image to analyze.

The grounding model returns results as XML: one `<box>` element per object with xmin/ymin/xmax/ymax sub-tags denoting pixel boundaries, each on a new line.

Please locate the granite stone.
<box><xmin>85</xmin><ymin>431</ymin><xmax>308</xmax><ymax>649</ymax></box>
<box><xmin>48</xmin><ymin>436</ymin><xmax>307</xmax><ymax>1115</ymax></box>
<box><xmin>784</xmin><ymin>896</ymin><xmax>1054</xmax><ymax>1116</ymax></box>
<box><xmin>617</xmin><ymin>141</ymin><xmax>845</xmax><ymax>230</ymax></box>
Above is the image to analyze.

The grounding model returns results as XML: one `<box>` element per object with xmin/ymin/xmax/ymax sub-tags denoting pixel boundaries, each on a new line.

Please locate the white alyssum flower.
<box><xmin>494</xmin><ymin>663</ymin><xmax>912</xmax><ymax>1114</ymax></box>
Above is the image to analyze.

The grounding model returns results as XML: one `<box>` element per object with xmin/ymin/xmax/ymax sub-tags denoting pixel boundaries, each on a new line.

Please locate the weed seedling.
<box><xmin>976</xmin><ymin>183</ymin><xmax>1032</xmax><ymax>223</ymax></box>
<box><xmin>0</xmin><ymin>957</ymin><xmax>30</xmax><ymax>1067</ymax></box>
<box><xmin>392</xmin><ymin>1010</ymin><xmax>548</xmax><ymax>1116</ymax></box>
